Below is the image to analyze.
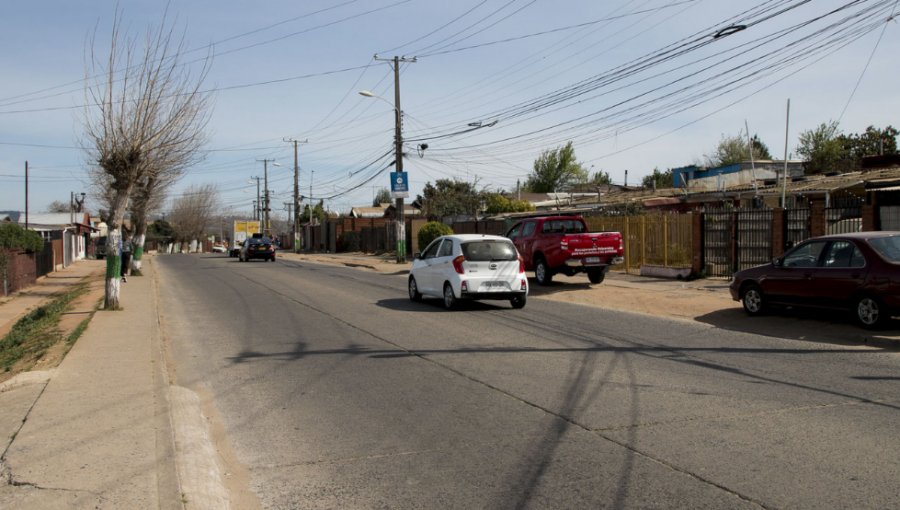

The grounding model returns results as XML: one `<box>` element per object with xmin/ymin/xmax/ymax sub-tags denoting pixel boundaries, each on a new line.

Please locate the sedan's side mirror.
<box><xmin>773</xmin><ymin>257</ymin><xmax>784</xmax><ymax>267</ymax></box>
<box><xmin>413</xmin><ymin>252</ymin><xmax>421</xmax><ymax>260</ymax></box>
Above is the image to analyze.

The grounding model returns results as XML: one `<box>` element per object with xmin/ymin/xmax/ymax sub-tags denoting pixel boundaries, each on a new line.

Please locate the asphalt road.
<box><xmin>155</xmin><ymin>253</ymin><xmax>900</xmax><ymax>509</ymax></box>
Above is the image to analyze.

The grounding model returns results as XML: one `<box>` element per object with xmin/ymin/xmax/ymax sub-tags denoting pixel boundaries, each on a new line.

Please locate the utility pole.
<box><xmin>375</xmin><ymin>54</ymin><xmax>416</xmax><ymax>263</ymax></box>
<box><xmin>250</xmin><ymin>176</ymin><xmax>262</xmax><ymax>222</ymax></box>
<box><xmin>284</xmin><ymin>138</ymin><xmax>307</xmax><ymax>253</ymax></box>
<box><xmin>25</xmin><ymin>161</ymin><xmax>29</xmax><ymax>230</ymax></box>
<box><xmin>256</xmin><ymin>159</ymin><xmax>277</xmax><ymax>236</ymax></box>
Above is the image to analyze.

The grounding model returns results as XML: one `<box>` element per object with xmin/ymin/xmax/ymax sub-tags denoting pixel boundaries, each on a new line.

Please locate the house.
<box><xmin>350</xmin><ymin>203</ymin><xmax>393</xmax><ymax>218</ymax></box>
<box><xmin>0</xmin><ymin>211</ymin><xmax>97</xmax><ymax>267</ymax></box>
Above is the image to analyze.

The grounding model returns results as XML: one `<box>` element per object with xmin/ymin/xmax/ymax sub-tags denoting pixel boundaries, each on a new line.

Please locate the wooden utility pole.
<box><xmin>374</xmin><ymin>54</ymin><xmax>416</xmax><ymax>263</ymax></box>
<box><xmin>284</xmin><ymin>138</ymin><xmax>307</xmax><ymax>253</ymax></box>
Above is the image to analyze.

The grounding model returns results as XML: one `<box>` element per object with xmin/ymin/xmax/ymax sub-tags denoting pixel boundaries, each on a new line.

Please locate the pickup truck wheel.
<box><xmin>534</xmin><ymin>258</ymin><xmax>552</xmax><ymax>285</ymax></box>
<box><xmin>587</xmin><ymin>268</ymin><xmax>605</xmax><ymax>284</ymax></box>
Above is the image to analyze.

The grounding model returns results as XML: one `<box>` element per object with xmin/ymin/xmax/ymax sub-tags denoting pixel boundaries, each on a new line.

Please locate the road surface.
<box><xmin>155</xmin><ymin>253</ymin><xmax>900</xmax><ymax>509</ymax></box>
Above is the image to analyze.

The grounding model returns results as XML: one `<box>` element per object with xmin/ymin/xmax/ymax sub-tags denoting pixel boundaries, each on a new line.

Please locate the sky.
<box><xmin>1</xmin><ymin>0</ymin><xmax>898</xmax><ymax>220</ymax></box>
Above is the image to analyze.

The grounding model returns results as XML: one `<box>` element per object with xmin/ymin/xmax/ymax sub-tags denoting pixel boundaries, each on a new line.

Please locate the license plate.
<box><xmin>584</xmin><ymin>257</ymin><xmax>600</xmax><ymax>264</ymax></box>
<box><xmin>483</xmin><ymin>281</ymin><xmax>507</xmax><ymax>289</ymax></box>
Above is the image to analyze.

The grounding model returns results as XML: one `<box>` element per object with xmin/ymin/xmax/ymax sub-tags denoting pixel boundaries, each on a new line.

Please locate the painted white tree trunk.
<box><xmin>132</xmin><ymin>233</ymin><xmax>146</xmax><ymax>273</ymax></box>
<box><xmin>104</xmin><ymin>227</ymin><xmax>123</xmax><ymax>309</ymax></box>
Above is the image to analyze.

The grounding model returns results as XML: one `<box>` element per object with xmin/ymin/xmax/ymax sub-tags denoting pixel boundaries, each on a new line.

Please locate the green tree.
<box><xmin>590</xmin><ymin>170</ymin><xmax>612</xmax><ymax>186</ymax></box>
<box><xmin>525</xmin><ymin>142</ymin><xmax>588</xmax><ymax>192</ymax></box>
<box><xmin>844</xmin><ymin>125</ymin><xmax>898</xmax><ymax>159</ymax></box>
<box><xmin>483</xmin><ymin>193</ymin><xmax>535</xmax><ymax>215</ymax></box>
<box><xmin>417</xmin><ymin>179</ymin><xmax>482</xmax><ymax>220</ymax></box>
<box><xmin>641</xmin><ymin>168</ymin><xmax>674</xmax><ymax>189</ymax></box>
<box><xmin>796</xmin><ymin>121</ymin><xmax>847</xmax><ymax>174</ymax></box>
<box><xmin>706</xmin><ymin>133</ymin><xmax>772</xmax><ymax>167</ymax></box>
<box><xmin>372</xmin><ymin>188</ymin><xmax>392</xmax><ymax>207</ymax></box>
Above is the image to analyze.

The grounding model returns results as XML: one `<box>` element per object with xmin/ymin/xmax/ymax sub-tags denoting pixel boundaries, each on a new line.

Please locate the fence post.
<box><xmin>810</xmin><ymin>202</ymin><xmax>826</xmax><ymax>237</ymax></box>
<box><xmin>692</xmin><ymin>212</ymin><xmax>703</xmax><ymax>276</ymax></box>
<box><xmin>772</xmin><ymin>208</ymin><xmax>786</xmax><ymax>257</ymax></box>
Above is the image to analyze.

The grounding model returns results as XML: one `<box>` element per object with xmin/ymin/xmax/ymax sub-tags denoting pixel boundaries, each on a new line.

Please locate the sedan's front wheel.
<box><xmin>741</xmin><ymin>284</ymin><xmax>765</xmax><ymax>316</ymax></box>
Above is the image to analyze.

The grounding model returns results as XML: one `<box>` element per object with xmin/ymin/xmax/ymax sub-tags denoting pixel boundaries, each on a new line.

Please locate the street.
<box><xmin>155</xmin><ymin>253</ymin><xmax>900</xmax><ymax>509</ymax></box>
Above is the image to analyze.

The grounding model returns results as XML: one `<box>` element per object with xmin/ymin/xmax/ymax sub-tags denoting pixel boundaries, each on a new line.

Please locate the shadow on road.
<box><xmin>695</xmin><ymin>307</ymin><xmax>900</xmax><ymax>350</ymax></box>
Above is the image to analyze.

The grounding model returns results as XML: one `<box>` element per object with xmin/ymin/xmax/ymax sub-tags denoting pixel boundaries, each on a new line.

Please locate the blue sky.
<box><xmin>2</xmin><ymin>0</ymin><xmax>898</xmax><ymax>219</ymax></box>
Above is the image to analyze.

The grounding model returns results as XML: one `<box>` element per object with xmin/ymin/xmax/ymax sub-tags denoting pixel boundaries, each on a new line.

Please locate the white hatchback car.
<box><xmin>408</xmin><ymin>234</ymin><xmax>528</xmax><ymax>309</ymax></box>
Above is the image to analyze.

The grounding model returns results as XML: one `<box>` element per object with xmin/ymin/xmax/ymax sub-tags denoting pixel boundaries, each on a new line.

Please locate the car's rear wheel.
<box><xmin>741</xmin><ymin>284</ymin><xmax>766</xmax><ymax>316</ymax></box>
<box><xmin>534</xmin><ymin>257</ymin><xmax>552</xmax><ymax>286</ymax></box>
<box><xmin>408</xmin><ymin>277</ymin><xmax>422</xmax><ymax>302</ymax></box>
<box><xmin>510</xmin><ymin>294</ymin><xmax>526</xmax><ymax>309</ymax></box>
<box><xmin>854</xmin><ymin>294</ymin><xmax>885</xmax><ymax>329</ymax></box>
<box><xmin>442</xmin><ymin>283</ymin><xmax>457</xmax><ymax>310</ymax></box>
<box><xmin>587</xmin><ymin>268</ymin><xmax>605</xmax><ymax>284</ymax></box>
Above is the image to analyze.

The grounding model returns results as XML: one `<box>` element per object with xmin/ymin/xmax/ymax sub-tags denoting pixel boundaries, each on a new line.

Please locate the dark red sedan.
<box><xmin>729</xmin><ymin>232</ymin><xmax>900</xmax><ymax>328</ymax></box>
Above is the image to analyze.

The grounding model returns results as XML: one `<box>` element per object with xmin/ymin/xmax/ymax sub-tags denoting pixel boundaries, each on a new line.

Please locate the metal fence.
<box><xmin>702</xmin><ymin>208</ymin><xmax>774</xmax><ymax>277</ymax></box>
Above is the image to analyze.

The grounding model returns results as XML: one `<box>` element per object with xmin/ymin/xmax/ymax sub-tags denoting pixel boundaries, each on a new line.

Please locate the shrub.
<box><xmin>0</xmin><ymin>223</ymin><xmax>44</xmax><ymax>252</ymax></box>
<box><xmin>417</xmin><ymin>221</ymin><xmax>453</xmax><ymax>250</ymax></box>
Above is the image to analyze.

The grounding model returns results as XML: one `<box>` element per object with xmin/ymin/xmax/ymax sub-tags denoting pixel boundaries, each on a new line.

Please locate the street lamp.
<box><xmin>359</xmin><ymin>88</ymin><xmax>407</xmax><ymax>262</ymax></box>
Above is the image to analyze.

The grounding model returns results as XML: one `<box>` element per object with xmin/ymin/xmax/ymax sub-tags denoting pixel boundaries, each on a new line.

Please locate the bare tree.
<box><xmin>45</xmin><ymin>201</ymin><xmax>71</xmax><ymax>213</ymax></box>
<box><xmin>129</xmin><ymin>174</ymin><xmax>172</xmax><ymax>274</ymax></box>
<box><xmin>82</xmin><ymin>9</ymin><xmax>212</xmax><ymax>308</ymax></box>
<box><xmin>168</xmin><ymin>184</ymin><xmax>219</xmax><ymax>250</ymax></box>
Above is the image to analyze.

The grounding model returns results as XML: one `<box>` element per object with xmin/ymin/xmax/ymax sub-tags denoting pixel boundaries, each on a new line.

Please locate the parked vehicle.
<box><xmin>505</xmin><ymin>215</ymin><xmax>624</xmax><ymax>285</ymax></box>
<box><xmin>408</xmin><ymin>234</ymin><xmax>528</xmax><ymax>310</ymax></box>
<box><xmin>239</xmin><ymin>235</ymin><xmax>276</xmax><ymax>262</ymax></box>
<box><xmin>211</xmin><ymin>243</ymin><xmax>227</xmax><ymax>253</ymax></box>
<box><xmin>231</xmin><ymin>220</ymin><xmax>261</xmax><ymax>257</ymax></box>
<box><xmin>730</xmin><ymin>232</ymin><xmax>900</xmax><ymax>328</ymax></box>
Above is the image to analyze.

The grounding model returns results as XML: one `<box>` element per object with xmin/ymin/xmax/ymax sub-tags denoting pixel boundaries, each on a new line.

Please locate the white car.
<box><xmin>408</xmin><ymin>234</ymin><xmax>528</xmax><ymax>309</ymax></box>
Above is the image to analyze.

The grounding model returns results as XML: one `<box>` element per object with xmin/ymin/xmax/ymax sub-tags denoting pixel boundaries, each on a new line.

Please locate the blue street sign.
<box><xmin>390</xmin><ymin>171</ymin><xmax>409</xmax><ymax>198</ymax></box>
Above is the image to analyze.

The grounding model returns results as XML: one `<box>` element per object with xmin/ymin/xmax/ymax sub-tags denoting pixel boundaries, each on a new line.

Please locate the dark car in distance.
<box><xmin>239</xmin><ymin>236</ymin><xmax>276</xmax><ymax>262</ymax></box>
<box><xmin>730</xmin><ymin>232</ymin><xmax>900</xmax><ymax>328</ymax></box>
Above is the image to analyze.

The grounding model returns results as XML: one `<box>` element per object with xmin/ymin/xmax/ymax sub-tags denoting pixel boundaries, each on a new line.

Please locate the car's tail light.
<box><xmin>461</xmin><ymin>280</ymin><xmax>469</xmax><ymax>292</ymax></box>
<box><xmin>452</xmin><ymin>255</ymin><xmax>465</xmax><ymax>274</ymax></box>
<box><xmin>520</xmin><ymin>279</ymin><xmax>527</xmax><ymax>291</ymax></box>
<box><xmin>561</xmin><ymin>239</ymin><xmax>569</xmax><ymax>251</ymax></box>
<box><xmin>518</xmin><ymin>255</ymin><xmax>525</xmax><ymax>273</ymax></box>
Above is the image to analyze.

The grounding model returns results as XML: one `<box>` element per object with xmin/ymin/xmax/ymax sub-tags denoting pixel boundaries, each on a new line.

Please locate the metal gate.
<box><xmin>703</xmin><ymin>208</ymin><xmax>773</xmax><ymax>277</ymax></box>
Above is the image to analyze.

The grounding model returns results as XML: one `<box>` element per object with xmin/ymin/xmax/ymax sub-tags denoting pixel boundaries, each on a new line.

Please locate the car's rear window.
<box><xmin>461</xmin><ymin>241</ymin><xmax>517</xmax><ymax>261</ymax></box>
<box><xmin>867</xmin><ymin>236</ymin><xmax>900</xmax><ymax>262</ymax></box>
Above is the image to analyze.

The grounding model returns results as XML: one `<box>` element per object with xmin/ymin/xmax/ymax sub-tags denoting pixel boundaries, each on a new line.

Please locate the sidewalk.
<box><xmin>0</xmin><ymin>258</ymin><xmax>181</xmax><ymax>509</ymax></box>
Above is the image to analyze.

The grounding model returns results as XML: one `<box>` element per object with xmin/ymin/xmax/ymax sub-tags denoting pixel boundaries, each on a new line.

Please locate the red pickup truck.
<box><xmin>506</xmin><ymin>215</ymin><xmax>624</xmax><ymax>285</ymax></box>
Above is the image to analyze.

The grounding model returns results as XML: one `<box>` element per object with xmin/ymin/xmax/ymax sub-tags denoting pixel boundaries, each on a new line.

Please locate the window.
<box><xmin>868</xmin><ymin>235</ymin><xmax>900</xmax><ymax>262</ymax></box>
<box><xmin>462</xmin><ymin>241</ymin><xmax>517</xmax><ymax>261</ymax></box>
<box><xmin>437</xmin><ymin>239</ymin><xmax>454</xmax><ymax>257</ymax></box>
<box><xmin>522</xmin><ymin>221</ymin><xmax>536</xmax><ymax>237</ymax></box>
<box><xmin>421</xmin><ymin>240</ymin><xmax>441</xmax><ymax>259</ymax></box>
<box><xmin>823</xmin><ymin>241</ymin><xmax>864</xmax><ymax>268</ymax></box>
<box><xmin>783</xmin><ymin>241</ymin><xmax>826</xmax><ymax>268</ymax></box>
<box><xmin>507</xmin><ymin>224</ymin><xmax>522</xmax><ymax>239</ymax></box>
